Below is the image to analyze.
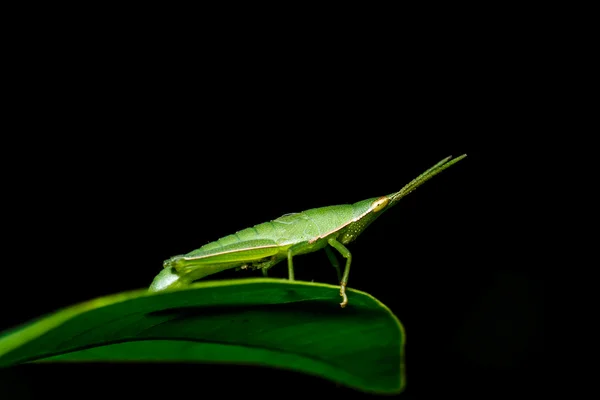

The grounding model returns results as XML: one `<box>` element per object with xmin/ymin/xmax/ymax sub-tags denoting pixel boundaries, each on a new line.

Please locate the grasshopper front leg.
<box><xmin>286</xmin><ymin>240</ymin><xmax>351</xmax><ymax>307</ymax></box>
<box><xmin>325</xmin><ymin>246</ymin><xmax>343</xmax><ymax>282</ymax></box>
<box><xmin>327</xmin><ymin>238</ymin><xmax>352</xmax><ymax>308</ymax></box>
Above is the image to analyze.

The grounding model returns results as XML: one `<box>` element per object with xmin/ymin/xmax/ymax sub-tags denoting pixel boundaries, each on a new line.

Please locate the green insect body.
<box><xmin>150</xmin><ymin>154</ymin><xmax>467</xmax><ymax>307</ymax></box>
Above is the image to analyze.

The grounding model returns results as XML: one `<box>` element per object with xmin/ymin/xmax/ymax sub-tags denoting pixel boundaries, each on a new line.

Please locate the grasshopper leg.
<box><xmin>325</xmin><ymin>246</ymin><xmax>342</xmax><ymax>282</ymax></box>
<box><xmin>327</xmin><ymin>238</ymin><xmax>352</xmax><ymax>308</ymax></box>
<box><xmin>287</xmin><ymin>249</ymin><xmax>295</xmax><ymax>281</ymax></box>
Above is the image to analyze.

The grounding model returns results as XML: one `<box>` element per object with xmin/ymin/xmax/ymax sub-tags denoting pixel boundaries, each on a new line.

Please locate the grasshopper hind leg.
<box><xmin>250</xmin><ymin>256</ymin><xmax>280</xmax><ymax>278</ymax></box>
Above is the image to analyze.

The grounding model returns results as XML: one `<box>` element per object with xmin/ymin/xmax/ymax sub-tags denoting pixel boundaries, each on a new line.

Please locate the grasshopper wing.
<box><xmin>181</xmin><ymin>239</ymin><xmax>280</xmax><ymax>264</ymax></box>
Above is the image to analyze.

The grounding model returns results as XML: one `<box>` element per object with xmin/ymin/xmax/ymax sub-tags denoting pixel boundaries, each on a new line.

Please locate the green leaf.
<box><xmin>0</xmin><ymin>278</ymin><xmax>405</xmax><ymax>394</ymax></box>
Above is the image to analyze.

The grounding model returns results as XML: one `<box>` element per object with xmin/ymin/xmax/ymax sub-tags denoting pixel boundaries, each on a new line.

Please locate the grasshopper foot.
<box><xmin>339</xmin><ymin>283</ymin><xmax>348</xmax><ymax>308</ymax></box>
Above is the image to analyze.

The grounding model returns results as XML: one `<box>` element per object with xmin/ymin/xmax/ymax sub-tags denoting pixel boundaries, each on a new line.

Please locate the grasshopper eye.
<box><xmin>371</xmin><ymin>196</ymin><xmax>389</xmax><ymax>212</ymax></box>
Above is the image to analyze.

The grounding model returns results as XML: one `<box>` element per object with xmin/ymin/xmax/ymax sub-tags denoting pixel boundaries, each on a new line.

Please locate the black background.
<box><xmin>1</xmin><ymin>16</ymin><xmax>545</xmax><ymax>399</ymax></box>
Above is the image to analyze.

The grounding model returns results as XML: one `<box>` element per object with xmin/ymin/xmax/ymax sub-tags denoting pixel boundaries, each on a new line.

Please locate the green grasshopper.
<box><xmin>150</xmin><ymin>154</ymin><xmax>467</xmax><ymax>307</ymax></box>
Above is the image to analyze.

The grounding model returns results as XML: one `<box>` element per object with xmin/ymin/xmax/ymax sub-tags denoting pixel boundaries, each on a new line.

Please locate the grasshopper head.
<box><xmin>341</xmin><ymin>155</ymin><xmax>466</xmax><ymax>244</ymax></box>
<box><xmin>342</xmin><ymin>196</ymin><xmax>393</xmax><ymax>244</ymax></box>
